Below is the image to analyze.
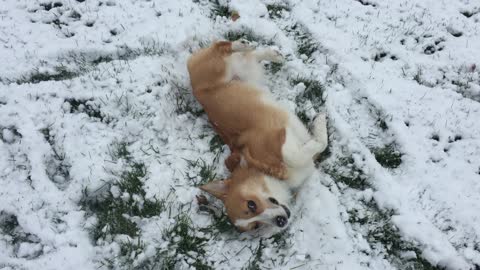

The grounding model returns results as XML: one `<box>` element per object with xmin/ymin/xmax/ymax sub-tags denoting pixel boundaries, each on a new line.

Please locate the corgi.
<box><xmin>187</xmin><ymin>39</ymin><xmax>328</xmax><ymax>232</ymax></box>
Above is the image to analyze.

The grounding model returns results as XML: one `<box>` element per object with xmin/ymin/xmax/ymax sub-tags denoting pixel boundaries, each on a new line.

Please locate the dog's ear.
<box><xmin>214</xmin><ymin>41</ymin><xmax>232</xmax><ymax>54</ymax></box>
<box><xmin>200</xmin><ymin>179</ymin><xmax>231</xmax><ymax>201</ymax></box>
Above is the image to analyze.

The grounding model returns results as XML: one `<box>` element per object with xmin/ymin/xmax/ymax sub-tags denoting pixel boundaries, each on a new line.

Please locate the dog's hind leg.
<box><xmin>282</xmin><ymin>128</ymin><xmax>323</xmax><ymax>168</ymax></box>
<box><xmin>311</xmin><ymin>113</ymin><xmax>328</xmax><ymax>153</ymax></box>
<box><xmin>250</xmin><ymin>48</ymin><xmax>284</xmax><ymax>63</ymax></box>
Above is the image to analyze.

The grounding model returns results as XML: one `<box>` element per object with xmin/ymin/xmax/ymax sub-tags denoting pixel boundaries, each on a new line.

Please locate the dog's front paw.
<box><xmin>232</xmin><ymin>39</ymin><xmax>256</xmax><ymax>52</ymax></box>
<box><xmin>267</xmin><ymin>49</ymin><xmax>285</xmax><ymax>63</ymax></box>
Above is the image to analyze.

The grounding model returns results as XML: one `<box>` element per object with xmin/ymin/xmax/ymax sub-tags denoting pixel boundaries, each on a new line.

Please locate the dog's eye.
<box><xmin>253</xmin><ymin>223</ymin><xmax>260</xmax><ymax>230</ymax></box>
<box><xmin>247</xmin><ymin>200</ymin><xmax>256</xmax><ymax>212</ymax></box>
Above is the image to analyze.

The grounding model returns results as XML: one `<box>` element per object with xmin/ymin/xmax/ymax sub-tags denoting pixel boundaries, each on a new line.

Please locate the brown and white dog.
<box><xmin>187</xmin><ymin>39</ymin><xmax>328</xmax><ymax>232</ymax></box>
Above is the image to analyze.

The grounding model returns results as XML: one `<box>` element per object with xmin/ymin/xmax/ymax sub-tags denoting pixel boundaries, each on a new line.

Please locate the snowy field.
<box><xmin>1</xmin><ymin>0</ymin><xmax>480</xmax><ymax>269</ymax></box>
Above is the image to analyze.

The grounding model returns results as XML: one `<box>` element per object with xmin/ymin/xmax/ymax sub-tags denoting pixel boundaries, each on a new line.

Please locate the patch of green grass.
<box><xmin>265</xmin><ymin>62</ymin><xmax>284</xmax><ymax>74</ymax></box>
<box><xmin>290</xmin><ymin>23</ymin><xmax>318</xmax><ymax>59</ymax></box>
<box><xmin>134</xmin><ymin>39</ymin><xmax>169</xmax><ymax>57</ymax></box>
<box><xmin>161</xmin><ymin>213</ymin><xmax>212</xmax><ymax>269</ymax></box>
<box><xmin>200</xmin><ymin>210</ymin><xmax>235</xmax><ymax>235</ymax></box>
<box><xmin>266</xmin><ymin>3</ymin><xmax>291</xmax><ymax>19</ymax></box>
<box><xmin>185</xmin><ymin>158</ymin><xmax>218</xmax><ymax>186</ymax></box>
<box><xmin>209</xmin><ymin>0</ymin><xmax>229</xmax><ymax>18</ymax></box>
<box><xmin>293</xmin><ymin>77</ymin><xmax>325</xmax><ymax>107</ymax></box>
<box><xmin>209</xmin><ymin>134</ymin><xmax>224</xmax><ymax>154</ymax></box>
<box><xmin>323</xmin><ymin>157</ymin><xmax>369</xmax><ymax>190</ymax></box>
<box><xmin>0</xmin><ymin>212</ymin><xmax>19</xmax><ymax>236</ymax></box>
<box><xmin>109</xmin><ymin>141</ymin><xmax>132</xmax><ymax>162</ymax></box>
<box><xmin>243</xmin><ymin>240</ymin><xmax>265</xmax><ymax>270</ymax></box>
<box><xmin>39</xmin><ymin>125</ymin><xmax>71</xmax><ymax>190</ymax></box>
<box><xmin>269</xmin><ymin>230</ymin><xmax>292</xmax><ymax>249</ymax></box>
<box><xmin>329</xmin><ymin>168</ymin><xmax>368</xmax><ymax>190</ymax></box>
<box><xmin>349</xmin><ymin>201</ymin><xmax>439</xmax><ymax>270</ymax></box>
<box><xmin>171</xmin><ymin>82</ymin><xmax>204</xmax><ymax>116</ymax></box>
<box><xmin>56</xmin><ymin>42</ymin><xmax>169</xmax><ymax>77</ymax></box>
<box><xmin>372</xmin><ymin>144</ymin><xmax>402</xmax><ymax>169</ymax></box>
<box><xmin>15</xmin><ymin>66</ymin><xmax>78</xmax><ymax>84</ymax></box>
<box><xmin>325</xmin><ymin>152</ymin><xmax>437</xmax><ymax>269</ymax></box>
<box><xmin>82</xmin><ymin>188</ymin><xmax>140</xmax><ymax>240</ymax></box>
<box><xmin>378</xmin><ymin>118</ymin><xmax>388</xmax><ymax>131</ymax></box>
<box><xmin>0</xmin><ymin>211</ymin><xmax>43</xmax><ymax>258</ymax></box>
<box><xmin>292</xmin><ymin>77</ymin><xmax>325</xmax><ymax>125</ymax></box>
<box><xmin>224</xmin><ymin>29</ymin><xmax>275</xmax><ymax>46</ymax></box>
<box><xmin>118</xmin><ymin>238</ymin><xmax>146</xmax><ymax>266</ymax></box>
<box><xmin>81</xmin><ymin>144</ymin><xmax>167</xmax><ymax>242</ymax></box>
<box><xmin>65</xmin><ymin>98</ymin><xmax>107</xmax><ymax>122</ymax></box>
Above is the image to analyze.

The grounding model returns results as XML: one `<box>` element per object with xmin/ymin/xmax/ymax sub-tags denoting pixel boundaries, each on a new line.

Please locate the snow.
<box><xmin>1</xmin><ymin>0</ymin><xmax>480</xmax><ymax>269</ymax></box>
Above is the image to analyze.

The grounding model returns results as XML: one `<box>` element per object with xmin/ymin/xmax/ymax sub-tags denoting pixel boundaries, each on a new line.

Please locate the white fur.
<box><xmin>280</xmin><ymin>114</ymin><xmax>327</xmax><ymax>188</ymax></box>
<box><xmin>224</xmin><ymin>46</ymin><xmax>285</xmax><ymax>87</ymax></box>
<box><xmin>225</xmin><ymin>52</ymin><xmax>265</xmax><ymax>86</ymax></box>
<box><xmin>235</xmin><ymin>207</ymin><xmax>286</xmax><ymax>227</ymax></box>
<box><xmin>263</xmin><ymin>176</ymin><xmax>291</xmax><ymax>205</ymax></box>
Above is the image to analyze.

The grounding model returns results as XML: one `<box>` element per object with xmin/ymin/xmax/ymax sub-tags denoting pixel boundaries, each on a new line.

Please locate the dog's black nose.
<box><xmin>275</xmin><ymin>216</ymin><xmax>288</xmax><ymax>227</ymax></box>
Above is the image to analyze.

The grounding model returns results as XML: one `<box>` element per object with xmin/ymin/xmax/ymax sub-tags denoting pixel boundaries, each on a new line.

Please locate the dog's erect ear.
<box><xmin>214</xmin><ymin>41</ymin><xmax>232</xmax><ymax>54</ymax></box>
<box><xmin>200</xmin><ymin>179</ymin><xmax>231</xmax><ymax>200</ymax></box>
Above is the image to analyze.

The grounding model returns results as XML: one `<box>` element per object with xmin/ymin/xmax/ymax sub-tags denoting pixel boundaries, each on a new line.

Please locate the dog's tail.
<box><xmin>242</xmin><ymin>147</ymin><xmax>288</xmax><ymax>180</ymax></box>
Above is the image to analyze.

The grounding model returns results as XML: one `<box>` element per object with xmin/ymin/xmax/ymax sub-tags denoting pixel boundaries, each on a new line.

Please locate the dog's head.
<box><xmin>200</xmin><ymin>167</ymin><xmax>291</xmax><ymax>232</ymax></box>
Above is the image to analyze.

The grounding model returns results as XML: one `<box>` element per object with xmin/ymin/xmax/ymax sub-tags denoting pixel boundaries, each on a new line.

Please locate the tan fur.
<box><xmin>187</xmin><ymin>41</ymin><xmax>289</xmax><ymax>179</ymax></box>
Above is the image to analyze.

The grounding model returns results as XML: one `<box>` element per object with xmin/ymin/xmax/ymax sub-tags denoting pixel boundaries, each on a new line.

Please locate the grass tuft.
<box><xmin>326</xmin><ymin>154</ymin><xmax>437</xmax><ymax>269</ymax></box>
<box><xmin>109</xmin><ymin>141</ymin><xmax>132</xmax><ymax>162</ymax></box>
<box><xmin>292</xmin><ymin>77</ymin><xmax>325</xmax><ymax>125</ymax></box>
<box><xmin>269</xmin><ymin>230</ymin><xmax>292</xmax><ymax>249</ymax></box>
<box><xmin>160</xmin><ymin>213</ymin><xmax>212</xmax><ymax>269</ymax></box>
<box><xmin>349</xmin><ymin>200</ymin><xmax>438</xmax><ymax>270</ymax></box>
<box><xmin>266</xmin><ymin>3</ymin><xmax>291</xmax><ymax>19</ymax></box>
<box><xmin>209</xmin><ymin>134</ymin><xmax>225</xmax><ymax>154</ymax></box>
<box><xmin>290</xmin><ymin>23</ymin><xmax>318</xmax><ymax>60</ymax></box>
<box><xmin>0</xmin><ymin>211</ymin><xmax>43</xmax><ymax>258</ymax></box>
<box><xmin>185</xmin><ymin>158</ymin><xmax>218</xmax><ymax>186</ymax></box>
<box><xmin>324</xmin><ymin>157</ymin><xmax>369</xmax><ymax>190</ymax></box>
<box><xmin>15</xmin><ymin>66</ymin><xmax>78</xmax><ymax>84</ymax></box>
<box><xmin>81</xmin><ymin>143</ymin><xmax>168</xmax><ymax>242</ymax></box>
<box><xmin>209</xmin><ymin>0</ymin><xmax>229</xmax><ymax>18</ymax></box>
<box><xmin>0</xmin><ymin>212</ymin><xmax>20</xmax><ymax>237</ymax></box>
<box><xmin>243</xmin><ymin>240</ymin><xmax>265</xmax><ymax>270</ymax></box>
<box><xmin>171</xmin><ymin>82</ymin><xmax>204</xmax><ymax>116</ymax></box>
<box><xmin>118</xmin><ymin>238</ymin><xmax>146</xmax><ymax>266</ymax></box>
<box><xmin>372</xmin><ymin>144</ymin><xmax>402</xmax><ymax>169</ymax></box>
<box><xmin>65</xmin><ymin>98</ymin><xmax>107</xmax><ymax>122</ymax></box>
<box><xmin>265</xmin><ymin>62</ymin><xmax>284</xmax><ymax>74</ymax></box>
<box><xmin>224</xmin><ymin>29</ymin><xmax>275</xmax><ymax>46</ymax></box>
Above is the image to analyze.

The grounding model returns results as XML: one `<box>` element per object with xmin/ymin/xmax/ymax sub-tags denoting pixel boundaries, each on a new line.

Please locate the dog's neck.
<box><xmin>263</xmin><ymin>175</ymin><xmax>293</xmax><ymax>206</ymax></box>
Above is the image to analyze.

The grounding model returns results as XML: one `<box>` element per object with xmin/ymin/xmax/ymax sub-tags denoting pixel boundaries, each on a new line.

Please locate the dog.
<box><xmin>187</xmin><ymin>39</ymin><xmax>328</xmax><ymax>232</ymax></box>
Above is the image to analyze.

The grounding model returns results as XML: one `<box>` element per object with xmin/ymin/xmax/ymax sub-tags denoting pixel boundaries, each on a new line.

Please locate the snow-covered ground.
<box><xmin>1</xmin><ymin>0</ymin><xmax>480</xmax><ymax>269</ymax></box>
